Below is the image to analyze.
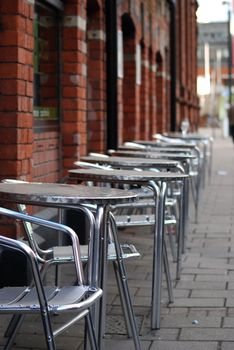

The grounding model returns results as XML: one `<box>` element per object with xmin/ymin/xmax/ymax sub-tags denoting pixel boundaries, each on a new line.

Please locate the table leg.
<box><xmin>176</xmin><ymin>178</ymin><xmax>185</xmax><ymax>280</ymax></box>
<box><xmin>149</xmin><ymin>180</ymin><xmax>168</xmax><ymax>330</ymax></box>
<box><xmin>97</xmin><ymin>204</ymin><xmax>109</xmax><ymax>350</ymax></box>
<box><xmin>177</xmin><ymin>162</ymin><xmax>188</xmax><ymax>255</ymax></box>
<box><xmin>84</xmin><ymin>204</ymin><xmax>106</xmax><ymax>349</ymax></box>
<box><xmin>208</xmin><ymin>138</ymin><xmax>213</xmax><ymax>183</ymax></box>
<box><xmin>202</xmin><ymin>142</ymin><xmax>207</xmax><ymax>188</ymax></box>
<box><xmin>182</xmin><ymin>162</ymin><xmax>190</xmax><ymax>254</ymax></box>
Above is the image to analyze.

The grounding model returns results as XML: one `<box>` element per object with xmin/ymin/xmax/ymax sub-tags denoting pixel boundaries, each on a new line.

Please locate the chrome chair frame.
<box><xmin>0</xmin><ymin>207</ymin><xmax>102</xmax><ymax>350</ymax></box>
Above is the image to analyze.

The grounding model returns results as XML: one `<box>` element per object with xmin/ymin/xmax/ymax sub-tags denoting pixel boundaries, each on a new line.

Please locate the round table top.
<box><xmin>0</xmin><ymin>182</ymin><xmax>138</xmax><ymax>206</ymax></box>
<box><xmin>118</xmin><ymin>145</ymin><xmax>193</xmax><ymax>153</ymax></box>
<box><xmin>110</xmin><ymin>150</ymin><xmax>196</xmax><ymax>160</ymax></box>
<box><xmin>80</xmin><ymin>156</ymin><xmax>180</xmax><ymax>169</ymax></box>
<box><xmin>69</xmin><ymin>168</ymin><xmax>188</xmax><ymax>185</ymax></box>
<box><xmin>134</xmin><ymin>140</ymin><xmax>198</xmax><ymax>149</ymax></box>
<box><xmin>163</xmin><ymin>133</ymin><xmax>212</xmax><ymax>141</ymax></box>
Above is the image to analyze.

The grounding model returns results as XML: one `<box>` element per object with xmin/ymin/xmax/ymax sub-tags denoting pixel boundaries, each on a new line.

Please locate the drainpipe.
<box><xmin>168</xmin><ymin>0</ymin><xmax>177</xmax><ymax>131</ymax></box>
<box><xmin>105</xmin><ymin>0</ymin><xmax>118</xmax><ymax>150</ymax></box>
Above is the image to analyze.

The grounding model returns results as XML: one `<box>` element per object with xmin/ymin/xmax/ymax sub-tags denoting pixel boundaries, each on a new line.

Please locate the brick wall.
<box><xmin>0</xmin><ymin>0</ymin><xmax>34</xmax><ymax>181</ymax></box>
<box><xmin>0</xmin><ymin>0</ymin><xmax>199</xmax><ymax>175</ymax></box>
<box><xmin>33</xmin><ymin>132</ymin><xmax>60</xmax><ymax>182</ymax></box>
<box><xmin>176</xmin><ymin>0</ymin><xmax>199</xmax><ymax>130</ymax></box>
<box><xmin>0</xmin><ymin>0</ymin><xmax>34</xmax><ymax>237</ymax></box>
<box><xmin>0</xmin><ymin>0</ymin><xmax>199</xmax><ymax>238</ymax></box>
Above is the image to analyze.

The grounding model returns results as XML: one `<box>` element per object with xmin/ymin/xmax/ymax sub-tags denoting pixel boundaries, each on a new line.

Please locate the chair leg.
<box><xmin>109</xmin><ymin>216</ymin><xmax>142</xmax><ymax>350</ymax></box>
<box><xmin>86</xmin><ymin>313</ymin><xmax>99</xmax><ymax>350</ymax></box>
<box><xmin>191</xmin><ymin>174</ymin><xmax>200</xmax><ymax>224</ymax></box>
<box><xmin>4</xmin><ymin>315</ymin><xmax>24</xmax><ymax>350</ymax></box>
<box><xmin>112</xmin><ymin>260</ymin><xmax>133</xmax><ymax>337</ymax></box>
<box><xmin>163</xmin><ymin>239</ymin><xmax>174</xmax><ymax>304</ymax></box>
<box><xmin>4</xmin><ymin>314</ymin><xmax>22</xmax><ymax>338</ymax></box>
<box><xmin>167</xmin><ymin>224</ymin><xmax>177</xmax><ymax>263</ymax></box>
<box><xmin>40</xmin><ymin>309</ymin><xmax>56</xmax><ymax>350</ymax></box>
<box><xmin>112</xmin><ymin>259</ymin><xmax>142</xmax><ymax>350</ymax></box>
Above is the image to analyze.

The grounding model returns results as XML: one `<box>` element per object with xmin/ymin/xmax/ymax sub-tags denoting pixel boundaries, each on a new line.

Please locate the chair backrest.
<box><xmin>153</xmin><ymin>133</ymin><xmax>187</xmax><ymax>144</ymax></box>
<box><xmin>1</xmin><ymin>180</ymin><xmax>98</xmax><ymax>282</ymax></box>
<box><xmin>88</xmin><ymin>152</ymin><xmax>109</xmax><ymax>158</ymax></box>
<box><xmin>74</xmin><ymin>160</ymin><xmax>112</xmax><ymax>170</ymax></box>
<box><xmin>2</xmin><ymin>179</ymin><xmax>55</xmax><ymax>260</ymax></box>
<box><xmin>0</xmin><ymin>233</ymin><xmax>49</xmax><ymax>320</ymax></box>
<box><xmin>123</xmin><ymin>142</ymin><xmax>146</xmax><ymax>149</ymax></box>
<box><xmin>0</xmin><ymin>206</ymin><xmax>84</xmax><ymax>283</ymax></box>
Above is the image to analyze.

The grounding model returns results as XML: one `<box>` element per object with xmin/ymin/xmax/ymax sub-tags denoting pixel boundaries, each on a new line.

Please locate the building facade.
<box><xmin>0</xmin><ymin>0</ymin><xmax>199</xmax><ymax>235</ymax></box>
<box><xmin>197</xmin><ymin>21</ymin><xmax>234</xmax><ymax>123</ymax></box>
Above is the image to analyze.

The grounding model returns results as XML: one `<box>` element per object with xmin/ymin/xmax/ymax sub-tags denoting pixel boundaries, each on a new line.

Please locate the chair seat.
<box><xmin>0</xmin><ymin>285</ymin><xmax>90</xmax><ymax>312</ymax></box>
<box><xmin>115</xmin><ymin>214</ymin><xmax>176</xmax><ymax>227</ymax></box>
<box><xmin>53</xmin><ymin>242</ymin><xmax>141</xmax><ymax>262</ymax></box>
<box><xmin>0</xmin><ymin>286</ymin><xmax>29</xmax><ymax>305</ymax></box>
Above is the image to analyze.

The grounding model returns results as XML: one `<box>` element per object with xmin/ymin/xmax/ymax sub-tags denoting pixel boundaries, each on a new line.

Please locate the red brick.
<box><xmin>63</xmin><ymin>63</ymin><xmax>82</xmax><ymax>74</ymax></box>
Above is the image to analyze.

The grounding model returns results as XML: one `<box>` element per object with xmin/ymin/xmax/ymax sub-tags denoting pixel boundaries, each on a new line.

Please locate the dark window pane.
<box><xmin>33</xmin><ymin>3</ymin><xmax>60</xmax><ymax>132</ymax></box>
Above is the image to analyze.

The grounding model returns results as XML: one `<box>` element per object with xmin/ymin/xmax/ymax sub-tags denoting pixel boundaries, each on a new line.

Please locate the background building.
<box><xmin>197</xmin><ymin>21</ymin><xmax>233</xmax><ymax>128</ymax></box>
<box><xmin>0</xmin><ymin>0</ymin><xmax>199</xmax><ymax>236</ymax></box>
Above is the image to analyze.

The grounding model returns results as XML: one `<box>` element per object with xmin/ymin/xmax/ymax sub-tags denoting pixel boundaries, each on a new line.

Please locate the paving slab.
<box><xmin>150</xmin><ymin>341</ymin><xmax>218</xmax><ymax>350</ymax></box>
<box><xmin>221</xmin><ymin>342</ymin><xmax>234</xmax><ymax>350</ymax></box>
<box><xmin>160</xmin><ymin>315</ymin><xmax>221</xmax><ymax>328</ymax></box>
<box><xmin>169</xmin><ymin>298</ymin><xmax>224</xmax><ymax>308</ymax></box>
<box><xmin>180</xmin><ymin>328</ymin><xmax>234</xmax><ymax>341</ymax></box>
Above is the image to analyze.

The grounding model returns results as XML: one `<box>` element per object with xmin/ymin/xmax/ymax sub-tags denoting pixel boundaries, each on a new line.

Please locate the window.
<box><xmin>33</xmin><ymin>2</ymin><xmax>61</xmax><ymax>132</ymax></box>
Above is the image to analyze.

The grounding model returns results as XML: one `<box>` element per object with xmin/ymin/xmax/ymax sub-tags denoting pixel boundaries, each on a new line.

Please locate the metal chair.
<box><xmin>0</xmin><ymin>206</ymin><xmax>102</xmax><ymax>350</ymax></box>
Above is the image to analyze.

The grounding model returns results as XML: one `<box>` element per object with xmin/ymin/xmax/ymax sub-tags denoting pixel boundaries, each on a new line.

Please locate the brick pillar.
<box><xmin>118</xmin><ymin>78</ymin><xmax>124</xmax><ymax>146</ymax></box>
<box><xmin>156</xmin><ymin>54</ymin><xmax>166</xmax><ymax>133</ymax></box>
<box><xmin>149</xmin><ymin>56</ymin><xmax>157</xmax><ymax>136</ymax></box>
<box><xmin>140</xmin><ymin>47</ymin><xmax>150</xmax><ymax>139</ymax></box>
<box><xmin>191</xmin><ymin>0</ymin><xmax>199</xmax><ymax>130</ymax></box>
<box><xmin>87</xmin><ymin>5</ymin><xmax>106</xmax><ymax>153</ymax></box>
<box><xmin>165</xmin><ymin>48</ymin><xmax>171</xmax><ymax>132</ymax></box>
<box><xmin>122</xmin><ymin>38</ymin><xmax>140</xmax><ymax>141</ymax></box>
<box><xmin>0</xmin><ymin>0</ymin><xmax>34</xmax><ymax>237</ymax></box>
<box><xmin>61</xmin><ymin>0</ymin><xmax>87</xmax><ymax>173</ymax></box>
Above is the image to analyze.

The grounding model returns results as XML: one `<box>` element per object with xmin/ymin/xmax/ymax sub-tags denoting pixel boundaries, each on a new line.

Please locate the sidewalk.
<box><xmin>106</xmin><ymin>127</ymin><xmax>234</xmax><ymax>350</ymax></box>
<box><xmin>1</xmin><ymin>127</ymin><xmax>234</xmax><ymax>349</ymax></box>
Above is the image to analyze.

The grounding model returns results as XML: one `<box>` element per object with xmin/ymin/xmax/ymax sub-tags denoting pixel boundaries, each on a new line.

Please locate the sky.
<box><xmin>197</xmin><ymin>0</ymin><xmax>231</xmax><ymax>23</ymax></box>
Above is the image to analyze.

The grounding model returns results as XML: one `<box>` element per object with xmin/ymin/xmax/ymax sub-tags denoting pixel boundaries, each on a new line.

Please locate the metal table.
<box><xmin>79</xmin><ymin>154</ymin><xmax>190</xmax><ymax>253</ymax></box>
<box><xmin>69</xmin><ymin>168</ymin><xmax>188</xmax><ymax>330</ymax></box>
<box><xmin>109</xmin><ymin>149</ymin><xmax>196</xmax><ymax>162</ymax></box>
<box><xmin>80</xmin><ymin>155</ymin><xmax>183</xmax><ymax>170</ymax></box>
<box><xmin>119</xmin><ymin>144</ymin><xmax>200</xmax><ymax>222</ymax></box>
<box><xmin>0</xmin><ymin>182</ymin><xmax>140</xmax><ymax>349</ymax></box>
<box><xmin>162</xmin><ymin>132</ymin><xmax>213</xmax><ymax>184</ymax></box>
<box><xmin>132</xmin><ymin>139</ymin><xmax>198</xmax><ymax>148</ymax></box>
<box><xmin>164</xmin><ymin>132</ymin><xmax>212</xmax><ymax>141</ymax></box>
<box><xmin>118</xmin><ymin>145</ymin><xmax>194</xmax><ymax>154</ymax></box>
